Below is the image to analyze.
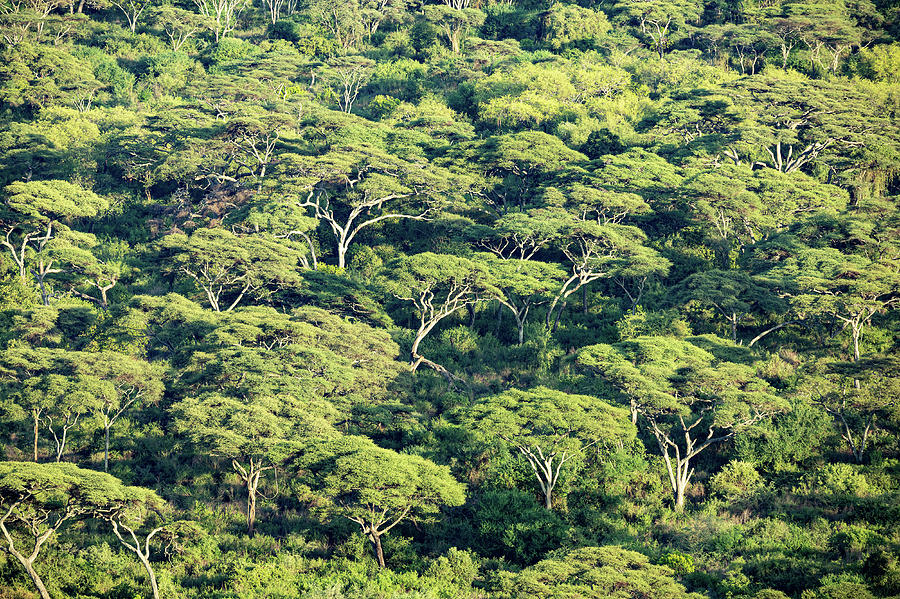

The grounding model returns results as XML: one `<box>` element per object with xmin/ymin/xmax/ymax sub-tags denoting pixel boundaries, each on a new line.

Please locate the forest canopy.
<box><xmin>0</xmin><ymin>0</ymin><xmax>899</xmax><ymax>596</ymax></box>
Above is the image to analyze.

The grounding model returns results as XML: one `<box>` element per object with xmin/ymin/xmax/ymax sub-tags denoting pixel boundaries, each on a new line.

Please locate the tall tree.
<box><xmin>160</xmin><ymin>228</ymin><xmax>301</xmax><ymax>312</ymax></box>
<box><xmin>1</xmin><ymin>180</ymin><xmax>107</xmax><ymax>303</ymax></box>
<box><xmin>277</xmin><ymin>145</ymin><xmax>460</xmax><ymax>268</ymax></box>
<box><xmin>382</xmin><ymin>253</ymin><xmax>497</xmax><ymax>381</ymax></box>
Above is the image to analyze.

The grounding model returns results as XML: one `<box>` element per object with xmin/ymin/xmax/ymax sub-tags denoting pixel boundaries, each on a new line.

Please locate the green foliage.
<box><xmin>0</xmin><ymin>0</ymin><xmax>898</xmax><ymax>596</ymax></box>
<box><xmin>710</xmin><ymin>460</ymin><xmax>764</xmax><ymax>499</ymax></box>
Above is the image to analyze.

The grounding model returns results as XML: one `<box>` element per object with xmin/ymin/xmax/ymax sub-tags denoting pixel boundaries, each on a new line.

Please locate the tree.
<box><xmin>577</xmin><ymin>336</ymin><xmax>788</xmax><ymax>510</ymax></box>
<box><xmin>160</xmin><ymin>228</ymin><xmax>301</xmax><ymax>312</ymax></box>
<box><xmin>223</xmin><ymin>112</ymin><xmax>294</xmax><ymax>191</ymax></box>
<box><xmin>673</xmin><ymin>270</ymin><xmax>786</xmax><ymax>342</ymax></box>
<box><xmin>382</xmin><ymin>253</ymin><xmax>497</xmax><ymax>381</ymax></box>
<box><xmin>305</xmin><ymin>0</ymin><xmax>362</xmax><ymax>49</ymax></box>
<box><xmin>546</xmin><ymin>219</ymin><xmax>670</xmax><ymax>329</ymax></box>
<box><xmin>192</xmin><ymin>0</ymin><xmax>250</xmax><ymax>41</ymax></box>
<box><xmin>423</xmin><ymin>5</ymin><xmax>483</xmax><ymax>54</ymax></box>
<box><xmin>278</xmin><ymin>146</ymin><xmax>460</xmax><ymax>269</ymax></box>
<box><xmin>110</xmin><ymin>0</ymin><xmax>151</xmax><ymax>33</ymax></box>
<box><xmin>93</xmin><ymin>483</ymin><xmax>177</xmax><ymax>599</ymax></box>
<box><xmin>447</xmin><ymin>132</ymin><xmax>587</xmax><ymax>215</ymax></box>
<box><xmin>324</xmin><ymin>57</ymin><xmax>374</xmax><ymax>114</ymax></box>
<box><xmin>542</xmin><ymin>3</ymin><xmax>610</xmax><ymax>50</ymax></box>
<box><xmin>150</xmin><ymin>5</ymin><xmax>208</xmax><ymax>50</ymax></box>
<box><xmin>0</xmin><ymin>347</ymin><xmax>109</xmax><ymax>462</ymax></box>
<box><xmin>796</xmin><ymin>357</ymin><xmax>900</xmax><ymax>462</ymax></box>
<box><xmin>467</xmin><ymin>387</ymin><xmax>635</xmax><ymax>509</ymax></box>
<box><xmin>1</xmin><ymin>180</ymin><xmax>107</xmax><ymax>302</ymax></box>
<box><xmin>763</xmin><ymin>243</ymin><xmax>900</xmax><ymax>364</ymax></box>
<box><xmin>486</xmin><ymin>257</ymin><xmax>566</xmax><ymax>345</ymax></box>
<box><xmin>291</xmin><ymin>435</ymin><xmax>466</xmax><ymax>568</ymax></box>
<box><xmin>172</xmin><ymin>393</ymin><xmax>320</xmax><ymax>535</ymax></box>
<box><xmin>0</xmin><ymin>462</ymin><xmax>157</xmax><ymax>599</ymax></box>
<box><xmin>72</xmin><ymin>353</ymin><xmax>164</xmax><ymax>472</ymax></box>
<box><xmin>611</xmin><ymin>0</ymin><xmax>703</xmax><ymax>58</ymax></box>
<box><xmin>169</xmin><ymin>306</ymin><xmax>402</xmax><ymax>534</ymax></box>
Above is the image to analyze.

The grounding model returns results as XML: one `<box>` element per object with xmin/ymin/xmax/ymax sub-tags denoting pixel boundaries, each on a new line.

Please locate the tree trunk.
<box><xmin>23</xmin><ymin>562</ymin><xmax>51</xmax><ymax>599</ymax></box>
<box><xmin>10</xmin><ymin>555</ymin><xmax>51</xmax><ymax>599</ymax></box>
<box><xmin>246</xmin><ymin>479</ymin><xmax>257</xmax><ymax>536</ymax></box>
<box><xmin>544</xmin><ymin>487</ymin><xmax>552</xmax><ymax>509</ymax></box>
<box><xmin>32</xmin><ymin>411</ymin><xmax>39</xmax><ymax>462</ymax></box>
<box><xmin>674</xmin><ymin>481</ymin><xmax>686</xmax><ymax>512</ymax></box>
<box><xmin>104</xmin><ymin>424</ymin><xmax>110</xmax><ymax>472</ymax></box>
<box><xmin>371</xmin><ymin>533</ymin><xmax>386</xmax><ymax>568</ymax></box>
<box><xmin>136</xmin><ymin>552</ymin><xmax>160</xmax><ymax>599</ymax></box>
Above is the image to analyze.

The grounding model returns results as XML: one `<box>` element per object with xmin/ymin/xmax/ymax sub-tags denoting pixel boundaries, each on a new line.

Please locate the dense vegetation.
<box><xmin>0</xmin><ymin>0</ymin><xmax>899</xmax><ymax>595</ymax></box>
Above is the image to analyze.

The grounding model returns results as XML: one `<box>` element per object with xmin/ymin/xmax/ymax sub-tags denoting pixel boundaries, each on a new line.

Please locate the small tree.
<box><xmin>291</xmin><ymin>435</ymin><xmax>466</xmax><ymax>568</ymax></box>
<box><xmin>467</xmin><ymin>387</ymin><xmax>635</xmax><ymax>509</ymax></box>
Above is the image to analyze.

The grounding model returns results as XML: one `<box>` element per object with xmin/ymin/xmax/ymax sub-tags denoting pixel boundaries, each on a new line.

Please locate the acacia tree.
<box><xmin>577</xmin><ymin>336</ymin><xmax>788</xmax><ymax>511</ymax></box>
<box><xmin>467</xmin><ymin>387</ymin><xmax>635</xmax><ymax>509</ymax></box>
<box><xmin>73</xmin><ymin>353</ymin><xmax>164</xmax><ymax>471</ymax></box>
<box><xmin>796</xmin><ymin>357</ymin><xmax>900</xmax><ymax>463</ymax></box>
<box><xmin>0</xmin><ymin>181</ymin><xmax>107</xmax><ymax>302</ymax></box>
<box><xmin>95</xmin><ymin>485</ymin><xmax>196</xmax><ymax>599</ymax></box>
<box><xmin>150</xmin><ymin>5</ymin><xmax>209</xmax><ymax>50</ymax></box>
<box><xmin>0</xmin><ymin>347</ymin><xmax>56</xmax><ymax>462</ymax></box>
<box><xmin>223</xmin><ymin>113</ymin><xmax>294</xmax><ymax>192</ymax></box>
<box><xmin>169</xmin><ymin>307</ymin><xmax>400</xmax><ymax>534</ymax></box>
<box><xmin>382</xmin><ymin>253</ymin><xmax>497</xmax><ymax>380</ymax></box>
<box><xmin>487</xmin><ymin>257</ymin><xmax>566</xmax><ymax>345</ymax></box>
<box><xmin>0</xmin><ymin>348</ymin><xmax>109</xmax><ymax>462</ymax></box>
<box><xmin>110</xmin><ymin>0</ymin><xmax>151</xmax><ymax>32</ymax></box>
<box><xmin>160</xmin><ymin>228</ymin><xmax>301</xmax><ymax>312</ymax></box>
<box><xmin>291</xmin><ymin>435</ymin><xmax>466</xmax><ymax>568</ymax></box>
<box><xmin>0</xmin><ymin>462</ymin><xmax>156</xmax><ymax>599</ymax></box>
<box><xmin>171</xmin><ymin>393</ymin><xmax>327</xmax><ymax>535</ymax></box>
<box><xmin>761</xmin><ymin>241</ymin><xmax>900</xmax><ymax>364</ymax></box>
<box><xmin>611</xmin><ymin>0</ymin><xmax>702</xmax><ymax>58</ymax></box>
<box><xmin>279</xmin><ymin>146</ymin><xmax>459</xmax><ymax>269</ymax></box>
<box><xmin>423</xmin><ymin>5</ymin><xmax>484</xmax><ymax>54</ymax></box>
<box><xmin>674</xmin><ymin>270</ymin><xmax>786</xmax><ymax>342</ymax></box>
<box><xmin>546</xmin><ymin>220</ymin><xmax>670</xmax><ymax>329</ymax></box>
<box><xmin>193</xmin><ymin>0</ymin><xmax>250</xmax><ymax>41</ymax></box>
<box><xmin>497</xmin><ymin>546</ymin><xmax>707</xmax><ymax>599</ymax></box>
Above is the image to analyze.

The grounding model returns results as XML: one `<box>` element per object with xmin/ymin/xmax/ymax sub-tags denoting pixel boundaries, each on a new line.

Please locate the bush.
<box><xmin>660</xmin><ymin>550</ymin><xmax>695</xmax><ymax>575</ymax></box>
<box><xmin>710</xmin><ymin>460</ymin><xmax>763</xmax><ymax>500</ymax></box>
<box><xmin>471</xmin><ymin>489</ymin><xmax>570</xmax><ymax>564</ymax></box>
<box><xmin>805</xmin><ymin>463</ymin><xmax>871</xmax><ymax>497</ymax></box>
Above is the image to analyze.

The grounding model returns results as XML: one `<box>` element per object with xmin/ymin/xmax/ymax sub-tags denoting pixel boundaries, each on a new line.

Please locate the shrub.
<box><xmin>710</xmin><ymin>460</ymin><xmax>763</xmax><ymax>500</ymax></box>
<box><xmin>660</xmin><ymin>550</ymin><xmax>695</xmax><ymax>575</ymax></box>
